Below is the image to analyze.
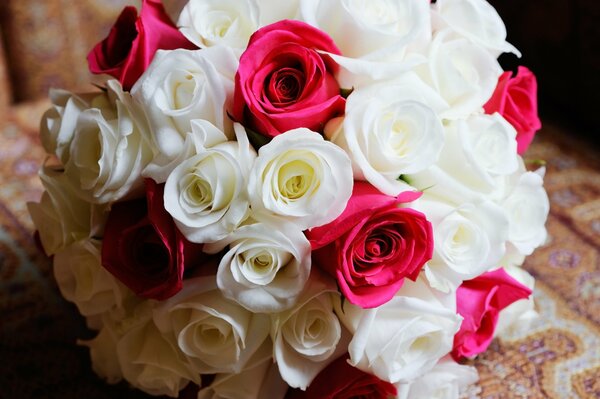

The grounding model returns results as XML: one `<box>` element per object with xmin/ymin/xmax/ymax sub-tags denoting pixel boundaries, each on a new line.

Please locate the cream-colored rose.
<box><xmin>418</xmin><ymin>29</ymin><xmax>502</xmax><ymax>119</ymax></box>
<box><xmin>414</xmin><ymin>197</ymin><xmax>509</xmax><ymax>292</ymax></box>
<box><xmin>79</xmin><ymin>326</ymin><xmax>123</xmax><ymax>384</ymax></box>
<box><xmin>204</xmin><ymin>220</ymin><xmax>311</xmax><ymax>313</ymax></box>
<box><xmin>272</xmin><ymin>273</ymin><xmax>348</xmax><ymax>389</ymax></box>
<box><xmin>433</xmin><ymin>0</ymin><xmax>520</xmax><ymax>57</ymax></box>
<box><xmin>40</xmin><ymin>89</ymin><xmax>98</xmax><ymax>165</ymax></box>
<box><xmin>300</xmin><ymin>0</ymin><xmax>430</xmax><ymax>60</ymax></box>
<box><xmin>164</xmin><ymin>123</ymin><xmax>255</xmax><ymax>243</ymax></box>
<box><xmin>338</xmin><ymin>277</ymin><xmax>461</xmax><ymax>384</ymax></box>
<box><xmin>64</xmin><ymin>80</ymin><xmax>154</xmax><ymax>204</ymax></box>
<box><xmin>153</xmin><ymin>276</ymin><xmax>270</xmax><ymax>375</ymax></box>
<box><xmin>27</xmin><ymin>165</ymin><xmax>107</xmax><ymax>256</ymax></box>
<box><xmin>248</xmin><ymin>128</ymin><xmax>353</xmax><ymax>230</ymax></box>
<box><xmin>494</xmin><ymin>265</ymin><xmax>538</xmax><ymax>339</ymax></box>
<box><xmin>396</xmin><ymin>358</ymin><xmax>478</xmax><ymax>399</ymax></box>
<box><xmin>53</xmin><ymin>239</ymin><xmax>126</xmax><ymax>317</ymax></box>
<box><xmin>132</xmin><ymin>47</ymin><xmax>238</xmax><ymax>165</ymax></box>
<box><xmin>325</xmin><ymin>73</ymin><xmax>447</xmax><ymax>196</ymax></box>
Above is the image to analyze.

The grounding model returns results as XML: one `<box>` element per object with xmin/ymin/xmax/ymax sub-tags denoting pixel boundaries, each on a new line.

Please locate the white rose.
<box><xmin>178</xmin><ymin>0</ymin><xmax>259</xmax><ymax>50</ymax></box>
<box><xmin>40</xmin><ymin>89</ymin><xmax>97</xmax><ymax>165</ymax></box>
<box><xmin>396</xmin><ymin>358</ymin><xmax>478</xmax><ymax>399</ymax></box>
<box><xmin>325</xmin><ymin>73</ymin><xmax>447</xmax><ymax>196</ymax></box>
<box><xmin>204</xmin><ymin>221</ymin><xmax>311</xmax><ymax>313</ymax></box>
<box><xmin>153</xmin><ymin>276</ymin><xmax>270</xmax><ymax>375</ymax></box>
<box><xmin>433</xmin><ymin>0</ymin><xmax>520</xmax><ymax>57</ymax></box>
<box><xmin>248</xmin><ymin>128</ymin><xmax>353</xmax><ymax>230</ymax></box>
<box><xmin>501</xmin><ymin>168</ymin><xmax>549</xmax><ymax>255</ymax></box>
<box><xmin>53</xmin><ymin>239</ymin><xmax>126</xmax><ymax>317</ymax></box>
<box><xmin>300</xmin><ymin>0</ymin><xmax>430</xmax><ymax>60</ymax></box>
<box><xmin>272</xmin><ymin>274</ymin><xmax>348</xmax><ymax>389</ymax></box>
<box><xmin>79</xmin><ymin>326</ymin><xmax>123</xmax><ymax>384</ymax></box>
<box><xmin>27</xmin><ymin>165</ymin><xmax>107</xmax><ymax>256</ymax></box>
<box><xmin>64</xmin><ymin>80</ymin><xmax>154</xmax><ymax>204</ymax></box>
<box><xmin>117</xmin><ymin>320</ymin><xmax>199</xmax><ymax>397</ymax></box>
<box><xmin>197</xmin><ymin>341</ymin><xmax>288</xmax><ymax>399</ymax></box>
<box><xmin>408</xmin><ymin>113</ymin><xmax>519</xmax><ymax>203</ymax></box>
<box><xmin>258</xmin><ymin>0</ymin><xmax>300</xmax><ymax>24</ymax></box>
<box><xmin>494</xmin><ymin>265</ymin><xmax>538</xmax><ymax>339</ymax></box>
<box><xmin>418</xmin><ymin>29</ymin><xmax>502</xmax><ymax>119</ymax></box>
<box><xmin>132</xmin><ymin>47</ymin><xmax>238</xmax><ymax>163</ymax></box>
<box><xmin>414</xmin><ymin>197</ymin><xmax>509</xmax><ymax>292</ymax></box>
<box><xmin>164</xmin><ymin>123</ymin><xmax>255</xmax><ymax>243</ymax></box>
<box><xmin>337</xmin><ymin>277</ymin><xmax>461</xmax><ymax>384</ymax></box>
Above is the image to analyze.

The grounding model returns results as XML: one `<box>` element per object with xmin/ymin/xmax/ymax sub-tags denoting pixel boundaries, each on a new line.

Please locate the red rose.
<box><xmin>484</xmin><ymin>66</ymin><xmax>542</xmax><ymax>154</ymax></box>
<box><xmin>232</xmin><ymin>20</ymin><xmax>346</xmax><ymax>138</ymax></box>
<box><xmin>306</xmin><ymin>182</ymin><xmax>434</xmax><ymax>309</ymax></box>
<box><xmin>87</xmin><ymin>0</ymin><xmax>196</xmax><ymax>91</ymax></box>
<box><xmin>451</xmin><ymin>268</ymin><xmax>532</xmax><ymax>360</ymax></box>
<box><xmin>101</xmin><ymin>179</ymin><xmax>205</xmax><ymax>300</ymax></box>
<box><xmin>286</xmin><ymin>354</ymin><xmax>396</xmax><ymax>399</ymax></box>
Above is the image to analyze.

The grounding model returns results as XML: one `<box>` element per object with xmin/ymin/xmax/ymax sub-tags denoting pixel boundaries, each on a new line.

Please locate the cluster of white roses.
<box><xmin>28</xmin><ymin>0</ymin><xmax>549</xmax><ymax>398</ymax></box>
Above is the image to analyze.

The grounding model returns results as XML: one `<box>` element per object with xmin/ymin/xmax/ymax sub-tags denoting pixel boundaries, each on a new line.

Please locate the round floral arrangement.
<box><xmin>29</xmin><ymin>0</ymin><xmax>548</xmax><ymax>398</ymax></box>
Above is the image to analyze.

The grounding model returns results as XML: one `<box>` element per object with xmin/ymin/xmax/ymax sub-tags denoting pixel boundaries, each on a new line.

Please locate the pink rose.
<box><xmin>452</xmin><ymin>268</ymin><xmax>532</xmax><ymax>360</ymax></box>
<box><xmin>286</xmin><ymin>354</ymin><xmax>397</xmax><ymax>399</ymax></box>
<box><xmin>101</xmin><ymin>179</ymin><xmax>205</xmax><ymax>300</ymax></box>
<box><xmin>484</xmin><ymin>66</ymin><xmax>542</xmax><ymax>154</ymax></box>
<box><xmin>87</xmin><ymin>0</ymin><xmax>196</xmax><ymax>91</ymax></box>
<box><xmin>306</xmin><ymin>182</ymin><xmax>434</xmax><ymax>309</ymax></box>
<box><xmin>232</xmin><ymin>20</ymin><xmax>346</xmax><ymax>138</ymax></box>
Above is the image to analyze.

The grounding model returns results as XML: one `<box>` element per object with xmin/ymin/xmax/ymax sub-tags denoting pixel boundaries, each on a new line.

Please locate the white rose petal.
<box><xmin>40</xmin><ymin>89</ymin><xmax>98</xmax><ymax>165</ymax></box>
<box><xmin>27</xmin><ymin>165</ymin><xmax>107</xmax><ymax>256</ymax></box>
<box><xmin>418</xmin><ymin>29</ymin><xmax>502</xmax><ymax>119</ymax></box>
<box><xmin>433</xmin><ymin>0</ymin><xmax>520</xmax><ymax>57</ymax></box>
<box><xmin>204</xmin><ymin>221</ymin><xmax>311</xmax><ymax>313</ymax></box>
<box><xmin>197</xmin><ymin>340</ymin><xmax>288</xmax><ymax>399</ymax></box>
<box><xmin>164</xmin><ymin>123</ymin><xmax>255</xmax><ymax>243</ymax></box>
<box><xmin>53</xmin><ymin>239</ymin><xmax>126</xmax><ymax>317</ymax></box>
<box><xmin>501</xmin><ymin>169</ymin><xmax>549</xmax><ymax>255</ymax></box>
<box><xmin>258</xmin><ymin>0</ymin><xmax>300</xmax><ymax>24</ymax></box>
<box><xmin>300</xmin><ymin>0</ymin><xmax>430</xmax><ymax>60</ymax></box>
<box><xmin>325</xmin><ymin>73</ymin><xmax>447</xmax><ymax>196</ymax></box>
<box><xmin>153</xmin><ymin>276</ymin><xmax>270</xmax><ymax>375</ymax></box>
<box><xmin>396</xmin><ymin>358</ymin><xmax>479</xmax><ymax>399</ymax></box>
<box><xmin>178</xmin><ymin>0</ymin><xmax>259</xmax><ymax>50</ymax></box>
<box><xmin>248</xmin><ymin>128</ymin><xmax>353</xmax><ymax>230</ymax></box>
<box><xmin>132</xmin><ymin>47</ymin><xmax>238</xmax><ymax>164</ymax></box>
<box><xmin>79</xmin><ymin>327</ymin><xmax>123</xmax><ymax>384</ymax></box>
<box><xmin>117</xmin><ymin>320</ymin><xmax>199</xmax><ymax>397</ymax></box>
<box><xmin>64</xmin><ymin>80</ymin><xmax>154</xmax><ymax>204</ymax></box>
<box><xmin>338</xmin><ymin>277</ymin><xmax>461</xmax><ymax>384</ymax></box>
<box><xmin>272</xmin><ymin>274</ymin><xmax>348</xmax><ymax>389</ymax></box>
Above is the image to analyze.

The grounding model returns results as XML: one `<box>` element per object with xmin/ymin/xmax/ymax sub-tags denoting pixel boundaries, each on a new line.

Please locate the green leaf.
<box><xmin>245</xmin><ymin>126</ymin><xmax>272</xmax><ymax>151</ymax></box>
<box><xmin>340</xmin><ymin>87</ymin><xmax>355</xmax><ymax>99</ymax></box>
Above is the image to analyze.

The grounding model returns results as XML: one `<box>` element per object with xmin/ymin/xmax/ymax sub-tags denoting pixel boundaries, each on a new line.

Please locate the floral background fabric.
<box><xmin>1</xmin><ymin>103</ymin><xmax>599</xmax><ymax>399</ymax></box>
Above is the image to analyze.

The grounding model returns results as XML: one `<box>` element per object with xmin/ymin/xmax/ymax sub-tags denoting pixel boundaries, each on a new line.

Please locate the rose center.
<box><xmin>132</xmin><ymin>226</ymin><xmax>170</xmax><ymax>276</ymax></box>
<box><xmin>266</xmin><ymin>67</ymin><xmax>305</xmax><ymax>105</ymax></box>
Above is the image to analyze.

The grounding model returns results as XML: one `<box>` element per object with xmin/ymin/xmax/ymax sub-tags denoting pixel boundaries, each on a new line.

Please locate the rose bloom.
<box><xmin>307</xmin><ymin>182</ymin><xmax>434</xmax><ymax>309</ymax></box>
<box><xmin>484</xmin><ymin>66</ymin><xmax>542</xmax><ymax>154</ymax></box>
<box><xmin>286</xmin><ymin>354</ymin><xmax>397</xmax><ymax>399</ymax></box>
<box><xmin>88</xmin><ymin>0</ymin><xmax>196</xmax><ymax>90</ymax></box>
<box><xmin>101</xmin><ymin>179</ymin><xmax>205</xmax><ymax>300</ymax></box>
<box><xmin>232</xmin><ymin>20</ymin><xmax>345</xmax><ymax>137</ymax></box>
<box><xmin>451</xmin><ymin>268</ymin><xmax>532</xmax><ymax>360</ymax></box>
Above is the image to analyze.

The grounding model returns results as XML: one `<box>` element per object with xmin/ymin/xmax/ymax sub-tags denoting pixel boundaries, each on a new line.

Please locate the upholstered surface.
<box><xmin>1</xmin><ymin>104</ymin><xmax>599</xmax><ymax>398</ymax></box>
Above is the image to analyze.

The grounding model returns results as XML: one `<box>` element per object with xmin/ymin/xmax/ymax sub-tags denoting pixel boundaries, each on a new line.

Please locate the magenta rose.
<box><xmin>306</xmin><ymin>182</ymin><xmax>434</xmax><ymax>309</ymax></box>
<box><xmin>484</xmin><ymin>66</ymin><xmax>542</xmax><ymax>154</ymax></box>
<box><xmin>88</xmin><ymin>0</ymin><xmax>196</xmax><ymax>91</ymax></box>
<box><xmin>101</xmin><ymin>179</ymin><xmax>205</xmax><ymax>300</ymax></box>
<box><xmin>232</xmin><ymin>20</ymin><xmax>346</xmax><ymax>138</ymax></box>
<box><xmin>451</xmin><ymin>268</ymin><xmax>532</xmax><ymax>360</ymax></box>
<box><xmin>286</xmin><ymin>354</ymin><xmax>396</xmax><ymax>399</ymax></box>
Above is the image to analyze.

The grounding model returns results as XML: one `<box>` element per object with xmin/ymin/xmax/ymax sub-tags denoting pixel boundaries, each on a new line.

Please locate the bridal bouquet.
<box><xmin>28</xmin><ymin>0</ymin><xmax>548</xmax><ymax>397</ymax></box>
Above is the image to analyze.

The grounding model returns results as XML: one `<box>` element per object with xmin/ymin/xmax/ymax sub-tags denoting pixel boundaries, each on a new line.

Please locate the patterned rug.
<box><xmin>1</xmin><ymin>102</ymin><xmax>599</xmax><ymax>398</ymax></box>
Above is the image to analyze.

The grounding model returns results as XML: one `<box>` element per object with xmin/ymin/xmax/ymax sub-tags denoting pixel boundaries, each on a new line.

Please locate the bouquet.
<box><xmin>28</xmin><ymin>0</ymin><xmax>549</xmax><ymax>397</ymax></box>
